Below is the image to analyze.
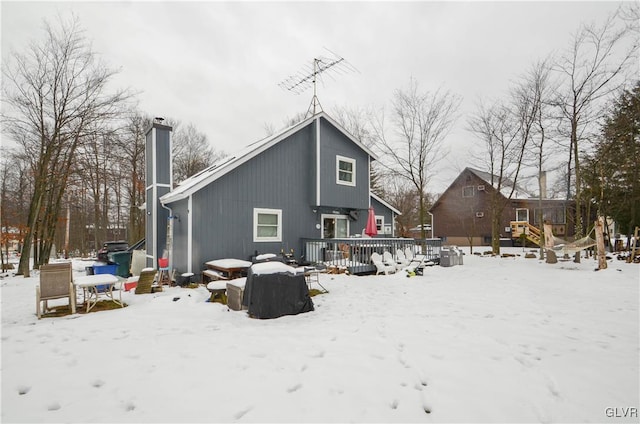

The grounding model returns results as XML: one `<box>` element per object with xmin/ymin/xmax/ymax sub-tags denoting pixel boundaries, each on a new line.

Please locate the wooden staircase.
<box><xmin>510</xmin><ymin>221</ymin><xmax>542</xmax><ymax>246</ymax></box>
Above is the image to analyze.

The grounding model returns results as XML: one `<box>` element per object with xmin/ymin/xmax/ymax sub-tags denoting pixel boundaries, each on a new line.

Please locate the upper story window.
<box><xmin>462</xmin><ymin>186</ymin><xmax>475</xmax><ymax>197</ymax></box>
<box><xmin>253</xmin><ymin>208</ymin><xmax>282</xmax><ymax>242</ymax></box>
<box><xmin>336</xmin><ymin>155</ymin><xmax>356</xmax><ymax>186</ymax></box>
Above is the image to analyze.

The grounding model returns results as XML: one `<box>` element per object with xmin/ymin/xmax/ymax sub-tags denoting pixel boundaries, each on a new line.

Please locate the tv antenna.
<box><xmin>279</xmin><ymin>49</ymin><xmax>357</xmax><ymax>117</ymax></box>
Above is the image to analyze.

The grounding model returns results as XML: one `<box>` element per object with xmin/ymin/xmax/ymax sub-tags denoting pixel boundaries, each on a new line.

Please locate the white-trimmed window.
<box><xmin>375</xmin><ymin>216</ymin><xmax>384</xmax><ymax>232</ymax></box>
<box><xmin>253</xmin><ymin>208</ymin><xmax>282</xmax><ymax>242</ymax></box>
<box><xmin>336</xmin><ymin>155</ymin><xmax>356</xmax><ymax>186</ymax></box>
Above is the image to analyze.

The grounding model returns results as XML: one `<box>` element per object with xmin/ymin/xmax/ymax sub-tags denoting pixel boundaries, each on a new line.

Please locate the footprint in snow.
<box><xmin>47</xmin><ymin>402</ymin><xmax>61</xmax><ymax>411</ymax></box>
<box><xmin>234</xmin><ymin>406</ymin><xmax>252</xmax><ymax>420</ymax></box>
<box><xmin>91</xmin><ymin>379</ymin><xmax>105</xmax><ymax>388</ymax></box>
<box><xmin>422</xmin><ymin>399</ymin><xmax>432</xmax><ymax>414</ymax></box>
<box><xmin>287</xmin><ymin>383</ymin><xmax>302</xmax><ymax>393</ymax></box>
<box><xmin>17</xmin><ymin>385</ymin><xmax>30</xmax><ymax>395</ymax></box>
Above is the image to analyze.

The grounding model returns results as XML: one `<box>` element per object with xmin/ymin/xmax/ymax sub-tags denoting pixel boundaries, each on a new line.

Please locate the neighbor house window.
<box><xmin>534</xmin><ymin>207</ymin><xmax>566</xmax><ymax>225</ymax></box>
<box><xmin>462</xmin><ymin>186</ymin><xmax>475</xmax><ymax>197</ymax></box>
<box><xmin>375</xmin><ymin>216</ymin><xmax>384</xmax><ymax>232</ymax></box>
<box><xmin>253</xmin><ymin>208</ymin><xmax>282</xmax><ymax>242</ymax></box>
<box><xmin>336</xmin><ymin>155</ymin><xmax>356</xmax><ymax>186</ymax></box>
<box><xmin>516</xmin><ymin>208</ymin><xmax>529</xmax><ymax>222</ymax></box>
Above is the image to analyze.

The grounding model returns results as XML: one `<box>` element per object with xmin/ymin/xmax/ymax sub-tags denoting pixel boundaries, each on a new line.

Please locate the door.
<box><xmin>322</xmin><ymin>215</ymin><xmax>349</xmax><ymax>238</ymax></box>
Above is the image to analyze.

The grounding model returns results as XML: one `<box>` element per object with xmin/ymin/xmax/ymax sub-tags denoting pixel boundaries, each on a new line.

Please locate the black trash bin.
<box><xmin>177</xmin><ymin>272</ymin><xmax>195</xmax><ymax>287</ymax></box>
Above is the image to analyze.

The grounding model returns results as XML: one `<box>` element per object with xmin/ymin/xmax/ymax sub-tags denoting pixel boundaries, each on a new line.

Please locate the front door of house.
<box><xmin>322</xmin><ymin>215</ymin><xmax>349</xmax><ymax>238</ymax></box>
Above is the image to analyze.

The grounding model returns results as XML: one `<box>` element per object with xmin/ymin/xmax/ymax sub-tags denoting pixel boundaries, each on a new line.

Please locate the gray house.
<box><xmin>146</xmin><ymin>112</ymin><xmax>400</xmax><ymax>275</ymax></box>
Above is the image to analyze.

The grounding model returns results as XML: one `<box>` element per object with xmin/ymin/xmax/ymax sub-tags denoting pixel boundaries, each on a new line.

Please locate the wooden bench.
<box><xmin>202</xmin><ymin>269</ymin><xmax>228</xmax><ymax>283</ymax></box>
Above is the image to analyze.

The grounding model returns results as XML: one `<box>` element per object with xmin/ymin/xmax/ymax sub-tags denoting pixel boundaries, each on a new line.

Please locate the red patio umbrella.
<box><xmin>365</xmin><ymin>207</ymin><xmax>378</xmax><ymax>237</ymax></box>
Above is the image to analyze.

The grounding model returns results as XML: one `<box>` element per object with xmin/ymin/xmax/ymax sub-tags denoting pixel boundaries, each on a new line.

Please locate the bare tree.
<box><xmin>552</xmin><ymin>9</ymin><xmax>637</xmax><ymax>260</ymax></box>
<box><xmin>264</xmin><ymin>112</ymin><xmax>308</xmax><ymax>137</ymax></box>
<box><xmin>372</xmin><ymin>78</ymin><xmax>461</xmax><ymax>240</ymax></box>
<box><xmin>1</xmin><ymin>15</ymin><xmax>130</xmax><ymax>276</ymax></box>
<box><xmin>172</xmin><ymin>123</ymin><xmax>225</xmax><ymax>184</ymax></box>
<box><xmin>468</xmin><ymin>96</ymin><xmax>534</xmax><ymax>254</ymax></box>
<box><xmin>0</xmin><ymin>150</ymin><xmax>26</xmax><ymax>270</ymax></box>
<box><xmin>116</xmin><ymin>111</ymin><xmax>151</xmax><ymax>244</ymax></box>
<box><xmin>517</xmin><ymin>58</ymin><xmax>558</xmax><ymax>257</ymax></box>
<box><xmin>620</xmin><ymin>2</ymin><xmax>640</xmax><ymax>36</ymax></box>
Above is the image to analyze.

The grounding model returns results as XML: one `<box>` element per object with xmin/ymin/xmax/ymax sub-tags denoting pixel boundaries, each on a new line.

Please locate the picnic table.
<box><xmin>203</xmin><ymin>259</ymin><xmax>252</xmax><ymax>281</ymax></box>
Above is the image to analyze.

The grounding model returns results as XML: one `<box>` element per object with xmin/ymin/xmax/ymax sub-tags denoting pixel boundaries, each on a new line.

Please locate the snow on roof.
<box><xmin>161</xmin><ymin>111</ymin><xmax>378</xmax><ymax>204</ymax></box>
<box><xmin>467</xmin><ymin>168</ymin><xmax>534</xmax><ymax>199</ymax></box>
<box><xmin>251</xmin><ymin>261</ymin><xmax>301</xmax><ymax>275</ymax></box>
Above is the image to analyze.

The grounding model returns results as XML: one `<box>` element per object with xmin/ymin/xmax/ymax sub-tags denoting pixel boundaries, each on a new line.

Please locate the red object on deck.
<box><xmin>365</xmin><ymin>207</ymin><xmax>378</xmax><ymax>237</ymax></box>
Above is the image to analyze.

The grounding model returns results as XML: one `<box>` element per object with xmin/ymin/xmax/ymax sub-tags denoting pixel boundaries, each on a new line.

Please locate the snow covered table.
<box><xmin>203</xmin><ymin>259</ymin><xmax>252</xmax><ymax>281</ymax></box>
<box><xmin>73</xmin><ymin>274</ymin><xmax>122</xmax><ymax>313</ymax></box>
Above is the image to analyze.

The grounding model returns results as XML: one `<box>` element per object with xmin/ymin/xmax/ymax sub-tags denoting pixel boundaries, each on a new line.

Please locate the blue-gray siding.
<box><xmin>318</xmin><ymin>118</ymin><xmax>370</xmax><ymax>209</ymax></box>
<box><xmin>187</xmin><ymin>124</ymin><xmax>315</xmax><ymax>271</ymax></box>
<box><xmin>166</xmin><ymin>116</ymin><xmax>391</xmax><ymax>274</ymax></box>
<box><xmin>371</xmin><ymin>196</ymin><xmax>396</xmax><ymax>236</ymax></box>
<box><xmin>169</xmin><ymin>198</ymin><xmax>189</xmax><ymax>271</ymax></box>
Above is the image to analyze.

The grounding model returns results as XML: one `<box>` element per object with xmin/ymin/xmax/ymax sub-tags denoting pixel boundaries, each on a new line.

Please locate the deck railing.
<box><xmin>301</xmin><ymin>237</ymin><xmax>442</xmax><ymax>274</ymax></box>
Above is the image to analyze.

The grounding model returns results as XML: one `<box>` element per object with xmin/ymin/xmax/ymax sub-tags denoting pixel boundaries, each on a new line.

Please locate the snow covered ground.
<box><xmin>1</xmin><ymin>248</ymin><xmax>638</xmax><ymax>423</ymax></box>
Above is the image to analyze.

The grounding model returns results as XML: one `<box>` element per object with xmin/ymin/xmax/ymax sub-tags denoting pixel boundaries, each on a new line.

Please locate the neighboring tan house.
<box><xmin>144</xmin><ymin>112</ymin><xmax>400</xmax><ymax>274</ymax></box>
<box><xmin>429</xmin><ymin>167</ymin><xmax>575</xmax><ymax>247</ymax></box>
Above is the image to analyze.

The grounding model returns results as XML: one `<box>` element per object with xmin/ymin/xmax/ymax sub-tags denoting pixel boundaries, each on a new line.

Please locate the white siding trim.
<box><xmin>316</xmin><ymin>117</ymin><xmax>321</xmax><ymax>206</ymax></box>
<box><xmin>187</xmin><ymin>195</ymin><xmax>193</xmax><ymax>273</ymax></box>
<box><xmin>152</xmin><ymin>127</ymin><xmax>158</xmax><ymax>267</ymax></box>
<box><xmin>368</xmin><ymin>156</ymin><xmax>371</xmax><ymax>207</ymax></box>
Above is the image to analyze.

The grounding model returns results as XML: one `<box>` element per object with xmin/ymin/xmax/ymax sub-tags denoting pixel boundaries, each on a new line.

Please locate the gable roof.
<box><xmin>371</xmin><ymin>192</ymin><xmax>402</xmax><ymax>215</ymax></box>
<box><xmin>430</xmin><ymin>167</ymin><xmax>534</xmax><ymax>211</ymax></box>
<box><xmin>466</xmin><ymin>168</ymin><xmax>533</xmax><ymax>199</ymax></box>
<box><xmin>161</xmin><ymin>111</ymin><xmax>378</xmax><ymax>204</ymax></box>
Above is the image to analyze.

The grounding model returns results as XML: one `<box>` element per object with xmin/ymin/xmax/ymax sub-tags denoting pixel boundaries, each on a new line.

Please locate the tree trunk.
<box><xmin>595</xmin><ymin>217</ymin><xmax>607</xmax><ymax>270</ymax></box>
<box><xmin>544</xmin><ymin>222</ymin><xmax>558</xmax><ymax>264</ymax></box>
<box><xmin>18</xmin><ymin>185</ymin><xmax>45</xmax><ymax>276</ymax></box>
<box><xmin>491</xmin><ymin>211</ymin><xmax>501</xmax><ymax>255</ymax></box>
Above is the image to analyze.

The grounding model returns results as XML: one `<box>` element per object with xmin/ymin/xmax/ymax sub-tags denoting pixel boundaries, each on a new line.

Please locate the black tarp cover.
<box><xmin>242</xmin><ymin>263</ymin><xmax>314</xmax><ymax>319</ymax></box>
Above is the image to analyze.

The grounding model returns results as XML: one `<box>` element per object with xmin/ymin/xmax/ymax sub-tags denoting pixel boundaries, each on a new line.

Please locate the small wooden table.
<box><xmin>74</xmin><ymin>274</ymin><xmax>122</xmax><ymax>312</ymax></box>
<box><xmin>204</xmin><ymin>259</ymin><xmax>252</xmax><ymax>281</ymax></box>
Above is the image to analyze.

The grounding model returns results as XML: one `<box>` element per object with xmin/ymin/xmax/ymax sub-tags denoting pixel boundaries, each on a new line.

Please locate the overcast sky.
<box><xmin>1</xmin><ymin>1</ymin><xmax>629</xmax><ymax>193</ymax></box>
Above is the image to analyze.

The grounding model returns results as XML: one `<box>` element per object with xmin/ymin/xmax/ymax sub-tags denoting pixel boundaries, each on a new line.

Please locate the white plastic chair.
<box><xmin>383</xmin><ymin>251</ymin><xmax>404</xmax><ymax>271</ymax></box>
<box><xmin>395</xmin><ymin>250</ymin><xmax>411</xmax><ymax>269</ymax></box>
<box><xmin>370</xmin><ymin>252</ymin><xmax>395</xmax><ymax>275</ymax></box>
